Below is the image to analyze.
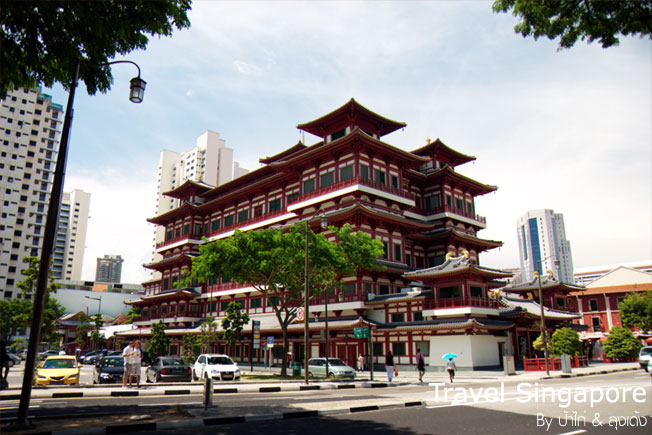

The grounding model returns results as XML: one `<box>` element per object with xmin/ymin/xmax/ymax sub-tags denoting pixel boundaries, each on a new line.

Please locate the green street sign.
<box><xmin>354</xmin><ymin>327</ymin><xmax>370</xmax><ymax>338</ymax></box>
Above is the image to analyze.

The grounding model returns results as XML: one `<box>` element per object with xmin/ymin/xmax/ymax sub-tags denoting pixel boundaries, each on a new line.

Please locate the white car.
<box><xmin>193</xmin><ymin>354</ymin><xmax>240</xmax><ymax>381</ymax></box>
<box><xmin>306</xmin><ymin>357</ymin><xmax>356</xmax><ymax>379</ymax></box>
<box><xmin>638</xmin><ymin>346</ymin><xmax>652</xmax><ymax>370</ymax></box>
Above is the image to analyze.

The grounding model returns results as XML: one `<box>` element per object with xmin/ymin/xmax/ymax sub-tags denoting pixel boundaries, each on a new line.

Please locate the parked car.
<box><xmin>193</xmin><ymin>354</ymin><xmax>240</xmax><ymax>381</ymax></box>
<box><xmin>35</xmin><ymin>356</ymin><xmax>81</xmax><ymax>386</ymax></box>
<box><xmin>93</xmin><ymin>356</ymin><xmax>125</xmax><ymax>384</ymax></box>
<box><xmin>38</xmin><ymin>350</ymin><xmax>61</xmax><ymax>360</ymax></box>
<box><xmin>638</xmin><ymin>346</ymin><xmax>652</xmax><ymax>370</ymax></box>
<box><xmin>306</xmin><ymin>357</ymin><xmax>356</xmax><ymax>379</ymax></box>
<box><xmin>6</xmin><ymin>353</ymin><xmax>20</xmax><ymax>367</ymax></box>
<box><xmin>85</xmin><ymin>350</ymin><xmax>108</xmax><ymax>365</ymax></box>
<box><xmin>146</xmin><ymin>356</ymin><xmax>192</xmax><ymax>383</ymax></box>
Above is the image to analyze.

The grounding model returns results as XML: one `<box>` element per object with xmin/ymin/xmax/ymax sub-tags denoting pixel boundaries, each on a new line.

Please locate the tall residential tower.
<box><xmin>53</xmin><ymin>189</ymin><xmax>91</xmax><ymax>281</ymax></box>
<box><xmin>0</xmin><ymin>88</ymin><xmax>64</xmax><ymax>300</ymax></box>
<box><xmin>95</xmin><ymin>254</ymin><xmax>124</xmax><ymax>283</ymax></box>
<box><xmin>517</xmin><ymin>209</ymin><xmax>574</xmax><ymax>283</ymax></box>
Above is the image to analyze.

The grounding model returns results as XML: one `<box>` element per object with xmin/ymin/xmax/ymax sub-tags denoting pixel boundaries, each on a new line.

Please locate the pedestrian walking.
<box><xmin>0</xmin><ymin>337</ymin><xmax>9</xmax><ymax>389</ymax></box>
<box><xmin>122</xmin><ymin>341</ymin><xmax>136</xmax><ymax>388</ymax></box>
<box><xmin>357</xmin><ymin>354</ymin><xmax>364</xmax><ymax>372</ymax></box>
<box><xmin>132</xmin><ymin>340</ymin><xmax>143</xmax><ymax>387</ymax></box>
<box><xmin>416</xmin><ymin>348</ymin><xmax>425</xmax><ymax>382</ymax></box>
<box><xmin>446</xmin><ymin>358</ymin><xmax>457</xmax><ymax>383</ymax></box>
<box><xmin>385</xmin><ymin>350</ymin><xmax>394</xmax><ymax>382</ymax></box>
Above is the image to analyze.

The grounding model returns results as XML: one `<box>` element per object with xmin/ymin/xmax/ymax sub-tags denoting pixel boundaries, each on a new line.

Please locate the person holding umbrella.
<box><xmin>442</xmin><ymin>353</ymin><xmax>457</xmax><ymax>383</ymax></box>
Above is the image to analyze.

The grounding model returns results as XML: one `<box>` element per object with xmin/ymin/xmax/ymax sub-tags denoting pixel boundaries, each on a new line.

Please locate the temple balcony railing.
<box><xmin>288</xmin><ymin>176</ymin><xmax>415</xmax><ymax>209</ymax></box>
<box><xmin>423</xmin><ymin>296</ymin><xmax>498</xmax><ymax>310</ymax></box>
<box><xmin>408</xmin><ymin>205</ymin><xmax>486</xmax><ymax>225</ymax></box>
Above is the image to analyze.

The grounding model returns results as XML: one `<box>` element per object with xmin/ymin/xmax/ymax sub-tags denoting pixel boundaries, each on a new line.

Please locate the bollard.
<box><xmin>203</xmin><ymin>376</ymin><xmax>213</xmax><ymax>409</ymax></box>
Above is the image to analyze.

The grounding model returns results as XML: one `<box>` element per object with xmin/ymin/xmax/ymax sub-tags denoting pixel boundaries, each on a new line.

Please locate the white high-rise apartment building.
<box><xmin>517</xmin><ymin>209</ymin><xmax>574</xmax><ymax>283</ymax></box>
<box><xmin>53</xmin><ymin>189</ymin><xmax>91</xmax><ymax>281</ymax></box>
<box><xmin>151</xmin><ymin>131</ymin><xmax>248</xmax><ymax>276</ymax></box>
<box><xmin>0</xmin><ymin>88</ymin><xmax>64</xmax><ymax>300</ymax></box>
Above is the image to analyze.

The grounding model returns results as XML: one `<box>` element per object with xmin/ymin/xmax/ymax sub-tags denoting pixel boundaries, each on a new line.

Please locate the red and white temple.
<box><xmin>121</xmin><ymin>99</ymin><xmax>582</xmax><ymax>370</ymax></box>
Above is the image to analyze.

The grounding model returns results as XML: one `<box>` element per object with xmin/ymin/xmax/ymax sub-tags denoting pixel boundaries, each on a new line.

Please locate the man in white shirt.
<box><xmin>132</xmin><ymin>340</ymin><xmax>143</xmax><ymax>387</ymax></box>
<box><xmin>122</xmin><ymin>341</ymin><xmax>135</xmax><ymax>387</ymax></box>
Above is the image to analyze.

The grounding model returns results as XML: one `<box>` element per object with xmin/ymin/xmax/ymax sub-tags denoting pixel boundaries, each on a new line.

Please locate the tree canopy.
<box><xmin>0</xmin><ymin>0</ymin><xmax>192</xmax><ymax>98</ymax></box>
<box><xmin>550</xmin><ymin>327</ymin><xmax>582</xmax><ymax>356</ymax></box>
<box><xmin>493</xmin><ymin>0</ymin><xmax>652</xmax><ymax>49</ymax></box>
<box><xmin>147</xmin><ymin>320</ymin><xmax>170</xmax><ymax>361</ymax></box>
<box><xmin>602</xmin><ymin>325</ymin><xmax>642</xmax><ymax>358</ymax></box>
<box><xmin>184</xmin><ymin>223</ymin><xmax>384</xmax><ymax>375</ymax></box>
<box><xmin>619</xmin><ymin>291</ymin><xmax>652</xmax><ymax>333</ymax></box>
<box><xmin>221</xmin><ymin>302</ymin><xmax>250</xmax><ymax>357</ymax></box>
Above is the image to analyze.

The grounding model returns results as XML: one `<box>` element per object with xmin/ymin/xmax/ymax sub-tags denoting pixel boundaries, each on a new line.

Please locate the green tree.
<box><xmin>221</xmin><ymin>302</ymin><xmax>250</xmax><ymax>357</ymax></box>
<box><xmin>185</xmin><ymin>224</ymin><xmax>383</xmax><ymax>376</ymax></box>
<box><xmin>147</xmin><ymin>320</ymin><xmax>170</xmax><ymax>361</ymax></box>
<box><xmin>0</xmin><ymin>0</ymin><xmax>192</xmax><ymax>98</ymax></box>
<box><xmin>493</xmin><ymin>0</ymin><xmax>652</xmax><ymax>49</ymax></box>
<box><xmin>602</xmin><ymin>325</ymin><xmax>642</xmax><ymax>358</ymax></box>
<box><xmin>550</xmin><ymin>327</ymin><xmax>582</xmax><ymax>356</ymax></box>
<box><xmin>182</xmin><ymin>334</ymin><xmax>202</xmax><ymax>366</ymax></box>
<box><xmin>532</xmin><ymin>331</ymin><xmax>551</xmax><ymax>355</ymax></box>
<box><xmin>619</xmin><ymin>291</ymin><xmax>652</xmax><ymax>333</ymax></box>
<box><xmin>198</xmin><ymin>316</ymin><xmax>222</xmax><ymax>355</ymax></box>
<box><xmin>89</xmin><ymin>313</ymin><xmax>105</xmax><ymax>349</ymax></box>
<box><xmin>0</xmin><ymin>298</ymin><xmax>32</xmax><ymax>339</ymax></box>
<box><xmin>14</xmin><ymin>256</ymin><xmax>64</xmax><ymax>344</ymax></box>
<box><xmin>75</xmin><ymin>312</ymin><xmax>91</xmax><ymax>350</ymax></box>
<box><xmin>124</xmin><ymin>307</ymin><xmax>141</xmax><ymax>324</ymax></box>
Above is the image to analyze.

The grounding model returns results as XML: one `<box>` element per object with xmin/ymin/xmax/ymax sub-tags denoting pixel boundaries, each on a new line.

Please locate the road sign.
<box><xmin>354</xmin><ymin>326</ymin><xmax>370</xmax><ymax>338</ymax></box>
<box><xmin>252</xmin><ymin>320</ymin><xmax>261</xmax><ymax>349</ymax></box>
<box><xmin>296</xmin><ymin>307</ymin><xmax>305</xmax><ymax>322</ymax></box>
<box><xmin>267</xmin><ymin>336</ymin><xmax>274</xmax><ymax>348</ymax></box>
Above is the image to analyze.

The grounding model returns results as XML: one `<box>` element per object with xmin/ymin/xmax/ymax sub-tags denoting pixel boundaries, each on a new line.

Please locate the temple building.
<box><xmin>122</xmin><ymin>100</ymin><xmax>581</xmax><ymax>370</ymax></box>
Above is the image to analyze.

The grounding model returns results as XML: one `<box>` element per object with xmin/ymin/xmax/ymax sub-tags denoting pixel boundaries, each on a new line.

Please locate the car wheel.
<box><xmin>328</xmin><ymin>372</ymin><xmax>334</xmax><ymax>378</ymax></box>
<box><xmin>192</xmin><ymin>370</ymin><xmax>197</xmax><ymax>381</ymax></box>
<box><xmin>308</xmin><ymin>372</ymin><xmax>313</xmax><ymax>378</ymax></box>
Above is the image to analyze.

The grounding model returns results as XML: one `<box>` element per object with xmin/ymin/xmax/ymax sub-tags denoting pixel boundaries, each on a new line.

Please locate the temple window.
<box><xmin>303</xmin><ymin>178</ymin><xmax>315</xmax><ymax>194</ymax></box>
<box><xmin>394</xmin><ymin>243</ymin><xmax>402</xmax><ymax>262</ymax></box>
<box><xmin>413</xmin><ymin>312</ymin><xmax>423</xmax><ymax>321</ymax></box>
<box><xmin>193</xmin><ymin>224</ymin><xmax>202</xmax><ymax>236</ymax></box>
<box><xmin>391</xmin><ymin>174</ymin><xmax>399</xmax><ymax>188</ymax></box>
<box><xmin>250</xmin><ymin>298</ymin><xmax>262</xmax><ymax>308</ymax></box>
<box><xmin>425</xmin><ymin>194</ymin><xmax>440</xmax><ymax>210</ymax></box>
<box><xmin>445</xmin><ymin>194</ymin><xmax>452</xmax><ymax>207</ymax></box>
<box><xmin>268</xmin><ymin>198</ymin><xmax>281</xmax><ymax>212</ymax></box>
<box><xmin>439</xmin><ymin>286</ymin><xmax>460</xmax><ymax>299</ymax></box>
<box><xmin>220</xmin><ymin>301</ymin><xmax>230</xmax><ymax>312</ymax></box>
<box><xmin>254</xmin><ymin>205</ymin><xmax>263</xmax><ymax>218</ymax></box>
<box><xmin>179</xmin><ymin>303</ymin><xmax>185</xmax><ymax>313</ymax></box>
<box><xmin>224</xmin><ymin>215</ymin><xmax>234</xmax><ymax>227</ymax></box>
<box><xmin>556</xmin><ymin>297</ymin><xmax>565</xmax><ymax>307</ymax></box>
<box><xmin>391</xmin><ymin>313</ymin><xmax>405</xmax><ymax>323</ymax></box>
<box><xmin>392</xmin><ymin>342</ymin><xmax>406</xmax><ymax>355</ymax></box>
<box><xmin>165</xmin><ymin>229</ymin><xmax>173</xmax><ymax>241</ymax></box>
<box><xmin>211</xmin><ymin>220</ymin><xmax>220</xmax><ymax>232</ymax></box>
<box><xmin>455</xmin><ymin>197</ymin><xmax>464</xmax><ymax>210</ymax></box>
<box><xmin>428</xmin><ymin>255</ymin><xmax>444</xmax><ymax>267</ymax></box>
<box><xmin>374</xmin><ymin>169</ymin><xmax>386</xmax><ymax>185</ymax></box>
<box><xmin>330</xmin><ymin>128</ymin><xmax>346</xmax><ymax>141</ymax></box>
<box><xmin>183</xmin><ymin>223</ymin><xmax>190</xmax><ymax>235</ymax></box>
<box><xmin>466</xmin><ymin>201</ymin><xmax>474</xmax><ymax>214</ymax></box>
<box><xmin>379</xmin><ymin>284</ymin><xmax>390</xmax><ymax>295</ymax></box>
<box><xmin>287</xmin><ymin>192</ymin><xmax>299</xmax><ymax>203</ymax></box>
<box><xmin>589</xmin><ymin>299</ymin><xmax>598</xmax><ymax>311</ymax></box>
<box><xmin>320</xmin><ymin>172</ymin><xmax>334</xmax><ymax>188</ymax></box>
<box><xmin>470</xmin><ymin>286</ymin><xmax>483</xmax><ymax>298</ymax></box>
<box><xmin>360</xmin><ymin>164</ymin><xmax>369</xmax><ymax>180</ymax></box>
<box><xmin>342</xmin><ymin>283</ymin><xmax>356</xmax><ymax>294</ymax></box>
<box><xmin>340</xmin><ymin>164</ymin><xmax>353</xmax><ymax>181</ymax></box>
<box><xmin>238</xmin><ymin>209</ymin><xmax>249</xmax><ymax>223</ymax></box>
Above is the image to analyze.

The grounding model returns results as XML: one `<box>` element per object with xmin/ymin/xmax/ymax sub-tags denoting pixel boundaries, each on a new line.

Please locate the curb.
<box><xmin>541</xmin><ymin>366</ymin><xmax>640</xmax><ymax>380</ymax></box>
<box><xmin>44</xmin><ymin>400</ymin><xmax>425</xmax><ymax>435</ymax></box>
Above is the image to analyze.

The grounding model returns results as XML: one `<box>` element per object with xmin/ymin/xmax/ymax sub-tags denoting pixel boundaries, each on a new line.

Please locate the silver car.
<box><xmin>306</xmin><ymin>357</ymin><xmax>356</xmax><ymax>379</ymax></box>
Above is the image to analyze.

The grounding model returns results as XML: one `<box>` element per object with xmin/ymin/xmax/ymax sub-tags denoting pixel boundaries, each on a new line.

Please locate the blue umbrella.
<box><xmin>441</xmin><ymin>353</ymin><xmax>457</xmax><ymax>360</ymax></box>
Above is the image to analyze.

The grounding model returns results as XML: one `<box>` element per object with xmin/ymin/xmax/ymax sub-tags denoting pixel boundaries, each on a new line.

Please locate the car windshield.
<box><xmin>327</xmin><ymin>359</ymin><xmax>347</xmax><ymax>366</ymax></box>
<box><xmin>163</xmin><ymin>358</ymin><xmax>186</xmax><ymax>366</ymax></box>
<box><xmin>207</xmin><ymin>356</ymin><xmax>233</xmax><ymax>365</ymax></box>
<box><xmin>641</xmin><ymin>348</ymin><xmax>652</xmax><ymax>356</ymax></box>
<box><xmin>103</xmin><ymin>357</ymin><xmax>123</xmax><ymax>368</ymax></box>
<box><xmin>43</xmin><ymin>359</ymin><xmax>75</xmax><ymax>369</ymax></box>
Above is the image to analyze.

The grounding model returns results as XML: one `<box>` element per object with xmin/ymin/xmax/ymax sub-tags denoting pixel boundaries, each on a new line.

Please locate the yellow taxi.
<box><xmin>35</xmin><ymin>355</ymin><xmax>81</xmax><ymax>386</ymax></box>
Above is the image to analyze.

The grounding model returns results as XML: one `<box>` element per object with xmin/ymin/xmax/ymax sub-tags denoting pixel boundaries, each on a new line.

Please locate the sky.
<box><xmin>44</xmin><ymin>1</ymin><xmax>651</xmax><ymax>284</ymax></box>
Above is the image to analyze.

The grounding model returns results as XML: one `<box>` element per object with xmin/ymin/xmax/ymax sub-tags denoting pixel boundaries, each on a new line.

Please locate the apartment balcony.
<box><xmin>288</xmin><ymin>176</ymin><xmax>415</xmax><ymax>210</ymax></box>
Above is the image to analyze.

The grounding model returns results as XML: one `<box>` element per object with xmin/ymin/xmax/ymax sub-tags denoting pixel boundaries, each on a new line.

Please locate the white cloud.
<box><xmin>64</xmin><ymin>170</ymin><xmax>156</xmax><ymax>284</ymax></box>
<box><xmin>233</xmin><ymin>60</ymin><xmax>263</xmax><ymax>76</ymax></box>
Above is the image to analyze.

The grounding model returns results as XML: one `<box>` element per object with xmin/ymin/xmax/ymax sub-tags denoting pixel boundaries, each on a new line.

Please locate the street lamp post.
<box><xmin>85</xmin><ymin>295</ymin><xmax>102</xmax><ymax>315</ymax></box>
<box><xmin>303</xmin><ymin>212</ymin><xmax>328</xmax><ymax>385</ymax></box>
<box><xmin>535</xmin><ymin>256</ymin><xmax>560</xmax><ymax>376</ymax></box>
<box><xmin>14</xmin><ymin>58</ymin><xmax>145</xmax><ymax>427</ymax></box>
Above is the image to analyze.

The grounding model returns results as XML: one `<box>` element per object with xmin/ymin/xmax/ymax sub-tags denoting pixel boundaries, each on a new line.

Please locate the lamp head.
<box><xmin>129</xmin><ymin>76</ymin><xmax>147</xmax><ymax>103</ymax></box>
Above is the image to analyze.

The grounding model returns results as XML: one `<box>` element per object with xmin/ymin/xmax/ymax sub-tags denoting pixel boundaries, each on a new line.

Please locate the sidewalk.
<box><xmin>0</xmin><ymin>362</ymin><xmax>642</xmax><ymax>434</ymax></box>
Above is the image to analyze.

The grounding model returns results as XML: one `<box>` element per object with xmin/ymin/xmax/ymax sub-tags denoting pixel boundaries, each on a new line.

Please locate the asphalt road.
<box><xmin>2</xmin><ymin>370</ymin><xmax>650</xmax><ymax>434</ymax></box>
